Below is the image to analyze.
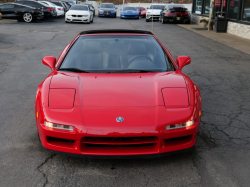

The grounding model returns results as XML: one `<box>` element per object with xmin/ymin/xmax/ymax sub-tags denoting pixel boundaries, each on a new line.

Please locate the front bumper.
<box><xmin>99</xmin><ymin>12</ymin><xmax>116</xmax><ymax>17</ymax></box>
<box><xmin>146</xmin><ymin>14</ymin><xmax>160</xmax><ymax>20</ymax></box>
<box><xmin>121</xmin><ymin>14</ymin><xmax>139</xmax><ymax>18</ymax></box>
<box><xmin>37</xmin><ymin>106</ymin><xmax>200</xmax><ymax>157</ymax></box>
<box><xmin>66</xmin><ymin>15</ymin><xmax>90</xmax><ymax>22</ymax></box>
<box><xmin>163</xmin><ymin>15</ymin><xmax>190</xmax><ymax>23</ymax></box>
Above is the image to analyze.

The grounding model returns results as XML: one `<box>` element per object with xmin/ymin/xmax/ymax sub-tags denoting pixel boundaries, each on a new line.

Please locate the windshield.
<box><xmin>101</xmin><ymin>4</ymin><xmax>115</xmax><ymax>8</ymax></box>
<box><xmin>123</xmin><ymin>7</ymin><xmax>137</xmax><ymax>11</ymax></box>
<box><xmin>60</xmin><ymin>35</ymin><xmax>174</xmax><ymax>73</ymax></box>
<box><xmin>70</xmin><ymin>5</ymin><xmax>88</xmax><ymax>11</ymax></box>
<box><xmin>149</xmin><ymin>5</ymin><xmax>165</xmax><ymax>9</ymax></box>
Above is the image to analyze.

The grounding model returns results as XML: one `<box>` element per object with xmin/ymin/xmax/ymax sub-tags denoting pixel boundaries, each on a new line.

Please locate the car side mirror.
<box><xmin>42</xmin><ymin>56</ymin><xmax>56</xmax><ymax>70</ymax></box>
<box><xmin>176</xmin><ymin>56</ymin><xmax>191</xmax><ymax>70</ymax></box>
<box><xmin>162</xmin><ymin>9</ymin><xmax>164</xmax><ymax>11</ymax></box>
<box><xmin>98</xmin><ymin>6</ymin><xmax>100</xmax><ymax>8</ymax></box>
<box><xmin>115</xmin><ymin>7</ymin><xmax>118</xmax><ymax>9</ymax></box>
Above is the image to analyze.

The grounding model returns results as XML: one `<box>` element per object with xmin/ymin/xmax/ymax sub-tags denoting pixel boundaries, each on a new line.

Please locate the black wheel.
<box><xmin>91</xmin><ymin>16</ymin><xmax>93</xmax><ymax>23</ymax></box>
<box><xmin>146</xmin><ymin>19</ymin><xmax>149</xmax><ymax>22</ymax></box>
<box><xmin>23</xmin><ymin>12</ymin><xmax>33</xmax><ymax>23</ymax></box>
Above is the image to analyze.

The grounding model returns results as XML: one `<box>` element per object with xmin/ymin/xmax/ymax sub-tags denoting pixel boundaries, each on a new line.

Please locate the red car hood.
<box><xmin>50</xmin><ymin>72</ymin><xmax>187</xmax><ymax>107</ymax></box>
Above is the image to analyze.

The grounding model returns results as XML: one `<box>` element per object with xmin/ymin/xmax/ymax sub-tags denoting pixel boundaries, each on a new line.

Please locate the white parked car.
<box><xmin>41</xmin><ymin>1</ymin><xmax>64</xmax><ymax>16</ymax></box>
<box><xmin>146</xmin><ymin>4</ymin><xmax>165</xmax><ymax>22</ymax></box>
<box><xmin>65</xmin><ymin>5</ymin><xmax>93</xmax><ymax>23</ymax></box>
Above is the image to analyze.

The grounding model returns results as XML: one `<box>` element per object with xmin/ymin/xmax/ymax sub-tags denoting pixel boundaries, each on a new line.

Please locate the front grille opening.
<box><xmin>85</xmin><ymin>143</ymin><xmax>155</xmax><ymax>148</ymax></box>
<box><xmin>84</xmin><ymin>136</ymin><xmax>156</xmax><ymax>141</ymax></box>
<box><xmin>165</xmin><ymin>135</ymin><xmax>192</xmax><ymax>143</ymax></box>
<box><xmin>47</xmin><ymin>136</ymin><xmax>75</xmax><ymax>143</ymax></box>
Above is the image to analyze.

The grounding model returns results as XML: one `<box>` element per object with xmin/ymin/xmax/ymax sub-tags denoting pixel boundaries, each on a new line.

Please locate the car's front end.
<box><xmin>65</xmin><ymin>12</ymin><xmax>90</xmax><ymax>23</ymax></box>
<box><xmin>121</xmin><ymin>7</ymin><xmax>139</xmax><ymax>19</ymax></box>
<box><xmin>146</xmin><ymin>5</ymin><xmax>165</xmax><ymax>22</ymax></box>
<box><xmin>98</xmin><ymin>8</ymin><xmax>116</xmax><ymax>17</ymax></box>
<box><xmin>141</xmin><ymin>9</ymin><xmax>146</xmax><ymax>18</ymax></box>
<box><xmin>36</xmin><ymin>30</ymin><xmax>201</xmax><ymax>158</ymax></box>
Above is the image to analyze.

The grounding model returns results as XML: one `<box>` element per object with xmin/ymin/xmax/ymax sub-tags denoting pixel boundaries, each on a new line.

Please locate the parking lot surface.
<box><xmin>1</xmin><ymin>17</ymin><xmax>250</xmax><ymax>187</ymax></box>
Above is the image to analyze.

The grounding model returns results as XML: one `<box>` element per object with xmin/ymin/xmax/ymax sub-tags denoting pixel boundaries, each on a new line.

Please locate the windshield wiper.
<box><xmin>59</xmin><ymin>68</ymin><xmax>90</xmax><ymax>73</ymax></box>
<box><xmin>108</xmin><ymin>69</ymin><xmax>163</xmax><ymax>73</ymax></box>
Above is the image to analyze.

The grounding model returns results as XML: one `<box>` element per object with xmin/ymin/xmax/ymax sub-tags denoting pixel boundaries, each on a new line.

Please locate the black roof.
<box><xmin>80</xmin><ymin>30</ymin><xmax>153</xmax><ymax>35</ymax></box>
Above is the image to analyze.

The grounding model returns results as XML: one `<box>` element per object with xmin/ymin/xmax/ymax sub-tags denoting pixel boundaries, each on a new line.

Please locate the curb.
<box><xmin>0</xmin><ymin>19</ymin><xmax>18</xmax><ymax>24</ymax></box>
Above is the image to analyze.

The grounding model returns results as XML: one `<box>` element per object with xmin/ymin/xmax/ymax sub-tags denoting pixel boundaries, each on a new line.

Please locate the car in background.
<box><xmin>65</xmin><ymin>4</ymin><xmax>93</xmax><ymax>23</ymax></box>
<box><xmin>141</xmin><ymin>8</ymin><xmax>146</xmax><ymax>18</ymax></box>
<box><xmin>146</xmin><ymin>4</ymin><xmax>165</xmax><ymax>22</ymax></box>
<box><xmin>136</xmin><ymin>7</ymin><xmax>146</xmax><ymax>17</ymax></box>
<box><xmin>81</xmin><ymin>3</ymin><xmax>95</xmax><ymax>16</ymax></box>
<box><xmin>36</xmin><ymin>29</ymin><xmax>202</xmax><ymax>158</ymax></box>
<box><xmin>51</xmin><ymin>1</ymin><xmax>65</xmax><ymax>12</ymax></box>
<box><xmin>41</xmin><ymin>1</ymin><xmax>64</xmax><ymax>17</ymax></box>
<box><xmin>0</xmin><ymin>3</ymin><xmax>42</xmax><ymax>22</ymax></box>
<box><xmin>62</xmin><ymin>1</ymin><xmax>72</xmax><ymax>8</ymax></box>
<box><xmin>62</xmin><ymin>2</ymin><xmax>70</xmax><ymax>11</ymax></box>
<box><xmin>120</xmin><ymin>7</ymin><xmax>139</xmax><ymax>19</ymax></box>
<box><xmin>160</xmin><ymin>4</ymin><xmax>190</xmax><ymax>24</ymax></box>
<box><xmin>15</xmin><ymin>0</ymin><xmax>56</xmax><ymax>19</ymax></box>
<box><xmin>98</xmin><ymin>3</ymin><xmax>117</xmax><ymax>18</ymax></box>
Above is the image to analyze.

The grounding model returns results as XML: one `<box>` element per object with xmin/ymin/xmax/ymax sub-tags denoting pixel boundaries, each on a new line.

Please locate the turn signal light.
<box><xmin>44</xmin><ymin>121</ymin><xmax>74</xmax><ymax>131</ymax></box>
<box><xmin>166</xmin><ymin>120</ymin><xmax>194</xmax><ymax>130</ymax></box>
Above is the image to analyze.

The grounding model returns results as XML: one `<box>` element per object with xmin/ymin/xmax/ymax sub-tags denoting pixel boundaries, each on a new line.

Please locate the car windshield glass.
<box><xmin>101</xmin><ymin>4</ymin><xmax>115</xmax><ymax>8</ymax></box>
<box><xmin>60</xmin><ymin>35</ymin><xmax>174</xmax><ymax>73</ymax></box>
<box><xmin>123</xmin><ymin>7</ymin><xmax>137</xmax><ymax>11</ymax></box>
<box><xmin>70</xmin><ymin>5</ymin><xmax>88</xmax><ymax>10</ymax></box>
<box><xmin>149</xmin><ymin>5</ymin><xmax>165</xmax><ymax>9</ymax></box>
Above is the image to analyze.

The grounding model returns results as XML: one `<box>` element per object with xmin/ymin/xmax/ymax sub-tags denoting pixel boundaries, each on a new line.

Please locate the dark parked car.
<box><xmin>0</xmin><ymin>3</ymin><xmax>42</xmax><ymax>22</ymax></box>
<box><xmin>15</xmin><ymin>0</ymin><xmax>56</xmax><ymax>19</ymax></box>
<box><xmin>160</xmin><ymin>4</ymin><xmax>190</xmax><ymax>24</ymax></box>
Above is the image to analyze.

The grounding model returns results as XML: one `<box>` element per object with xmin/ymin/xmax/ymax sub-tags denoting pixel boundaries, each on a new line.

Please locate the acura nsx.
<box><xmin>36</xmin><ymin>29</ymin><xmax>202</xmax><ymax>158</ymax></box>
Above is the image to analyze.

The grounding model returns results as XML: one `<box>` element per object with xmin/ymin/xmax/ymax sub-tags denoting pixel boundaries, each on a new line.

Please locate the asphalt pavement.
<box><xmin>0</xmin><ymin>17</ymin><xmax>250</xmax><ymax>187</ymax></box>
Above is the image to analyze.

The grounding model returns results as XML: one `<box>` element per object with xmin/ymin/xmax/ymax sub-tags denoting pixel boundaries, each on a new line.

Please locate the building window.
<box><xmin>203</xmin><ymin>0</ymin><xmax>211</xmax><ymax>15</ymax></box>
<box><xmin>193</xmin><ymin>0</ymin><xmax>203</xmax><ymax>14</ymax></box>
<box><xmin>227</xmin><ymin>0</ymin><xmax>239</xmax><ymax>19</ymax></box>
<box><xmin>242</xmin><ymin>0</ymin><xmax>250</xmax><ymax>21</ymax></box>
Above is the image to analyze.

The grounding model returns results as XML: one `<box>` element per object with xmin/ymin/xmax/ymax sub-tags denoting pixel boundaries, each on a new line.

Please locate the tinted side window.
<box><xmin>0</xmin><ymin>4</ymin><xmax>15</xmax><ymax>9</ymax></box>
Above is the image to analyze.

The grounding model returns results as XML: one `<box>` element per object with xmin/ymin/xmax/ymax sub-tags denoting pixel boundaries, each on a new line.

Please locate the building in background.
<box><xmin>191</xmin><ymin>0</ymin><xmax>250</xmax><ymax>39</ymax></box>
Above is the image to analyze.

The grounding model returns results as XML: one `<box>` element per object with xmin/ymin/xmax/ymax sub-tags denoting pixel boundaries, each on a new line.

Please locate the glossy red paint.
<box><xmin>42</xmin><ymin>56</ymin><xmax>56</xmax><ymax>70</ymax></box>
<box><xmin>176</xmin><ymin>56</ymin><xmax>191</xmax><ymax>70</ymax></box>
<box><xmin>141</xmin><ymin>9</ymin><xmax>147</xmax><ymax>17</ymax></box>
<box><xmin>36</xmin><ymin>31</ymin><xmax>202</xmax><ymax>157</ymax></box>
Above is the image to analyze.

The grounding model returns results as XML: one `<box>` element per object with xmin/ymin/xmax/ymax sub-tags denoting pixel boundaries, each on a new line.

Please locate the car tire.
<box><xmin>23</xmin><ymin>12</ymin><xmax>33</xmax><ymax>23</ymax></box>
<box><xmin>91</xmin><ymin>16</ymin><xmax>93</xmax><ymax>23</ymax></box>
<box><xmin>146</xmin><ymin>19</ymin><xmax>149</xmax><ymax>22</ymax></box>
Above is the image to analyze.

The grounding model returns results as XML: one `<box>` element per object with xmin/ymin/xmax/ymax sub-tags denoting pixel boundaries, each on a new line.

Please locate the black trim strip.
<box><xmin>80</xmin><ymin>29</ymin><xmax>153</xmax><ymax>35</ymax></box>
<box><xmin>43</xmin><ymin>146</ymin><xmax>194</xmax><ymax>159</ymax></box>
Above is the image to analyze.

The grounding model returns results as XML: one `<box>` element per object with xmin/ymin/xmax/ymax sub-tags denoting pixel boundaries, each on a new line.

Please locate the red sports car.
<box><xmin>136</xmin><ymin>7</ymin><xmax>146</xmax><ymax>18</ymax></box>
<box><xmin>36</xmin><ymin>30</ymin><xmax>202</xmax><ymax>158</ymax></box>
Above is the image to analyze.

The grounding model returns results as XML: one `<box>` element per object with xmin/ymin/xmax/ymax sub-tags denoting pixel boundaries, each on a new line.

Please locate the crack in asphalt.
<box><xmin>37</xmin><ymin>153</ymin><xmax>56</xmax><ymax>187</ymax></box>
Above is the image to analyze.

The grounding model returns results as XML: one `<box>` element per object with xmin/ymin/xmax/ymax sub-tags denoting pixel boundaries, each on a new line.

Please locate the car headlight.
<box><xmin>82</xmin><ymin>15</ymin><xmax>88</xmax><ymax>17</ymax></box>
<box><xmin>99</xmin><ymin>10</ymin><xmax>103</xmax><ymax>12</ymax></box>
<box><xmin>44</xmin><ymin>121</ymin><xmax>74</xmax><ymax>131</ymax></box>
<box><xmin>166</xmin><ymin>120</ymin><xmax>195</xmax><ymax>130</ymax></box>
